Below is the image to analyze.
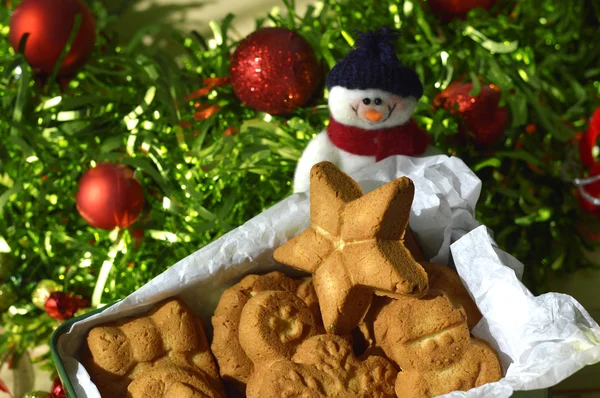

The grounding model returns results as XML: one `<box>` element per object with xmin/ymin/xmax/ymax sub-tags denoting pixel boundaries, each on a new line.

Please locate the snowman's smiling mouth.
<box><xmin>380</xmin><ymin>104</ymin><xmax>397</xmax><ymax>123</ymax></box>
<box><xmin>351</xmin><ymin>103</ymin><xmax>397</xmax><ymax>125</ymax></box>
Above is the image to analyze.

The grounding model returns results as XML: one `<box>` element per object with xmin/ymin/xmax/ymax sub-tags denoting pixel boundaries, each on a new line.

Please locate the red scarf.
<box><xmin>326</xmin><ymin>117</ymin><xmax>429</xmax><ymax>161</ymax></box>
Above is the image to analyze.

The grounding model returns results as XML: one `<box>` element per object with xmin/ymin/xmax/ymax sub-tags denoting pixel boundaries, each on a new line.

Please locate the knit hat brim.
<box><xmin>326</xmin><ymin>27</ymin><xmax>424</xmax><ymax>99</ymax></box>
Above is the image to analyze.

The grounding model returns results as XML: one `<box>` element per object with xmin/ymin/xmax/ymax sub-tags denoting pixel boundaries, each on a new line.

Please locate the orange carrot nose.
<box><xmin>365</xmin><ymin>108</ymin><xmax>383</xmax><ymax>122</ymax></box>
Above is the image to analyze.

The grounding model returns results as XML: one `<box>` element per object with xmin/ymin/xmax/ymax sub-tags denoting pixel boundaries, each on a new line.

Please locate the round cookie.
<box><xmin>211</xmin><ymin>271</ymin><xmax>320</xmax><ymax>391</ymax></box>
<box><xmin>421</xmin><ymin>262</ymin><xmax>482</xmax><ymax>330</ymax></box>
<box><xmin>239</xmin><ymin>290</ymin><xmax>318</xmax><ymax>365</ymax></box>
<box><xmin>373</xmin><ymin>294</ymin><xmax>470</xmax><ymax>371</ymax></box>
<box><xmin>395</xmin><ymin>338</ymin><xmax>503</xmax><ymax>397</ymax></box>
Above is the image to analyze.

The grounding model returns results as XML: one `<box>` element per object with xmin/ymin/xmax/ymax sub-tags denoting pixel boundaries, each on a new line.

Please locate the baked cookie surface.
<box><xmin>395</xmin><ymin>338</ymin><xmax>503</xmax><ymax>398</ymax></box>
<box><xmin>373</xmin><ymin>293</ymin><xmax>470</xmax><ymax>371</ymax></box>
<box><xmin>211</xmin><ymin>271</ymin><xmax>319</xmax><ymax>391</ymax></box>
<box><xmin>275</xmin><ymin>162</ymin><xmax>428</xmax><ymax>335</ymax></box>
<box><xmin>84</xmin><ymin>298</ymin><xmax>224</xmax><ymax>398</ymax></box>
<box><xmin>247</xmin><ymin>334</ymin><xmax>397</xmax><ymax>398</ymax></box>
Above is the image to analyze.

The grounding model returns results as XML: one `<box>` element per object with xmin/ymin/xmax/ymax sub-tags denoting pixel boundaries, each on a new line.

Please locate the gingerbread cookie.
<box><xmin>373</xmin><ymin>294</ymin><xmax>470</xmax><ymax>371</ymax></box>
<box><xmin>274</xmin><ymin>162</ymin><xmax>428</xmax><ymax>334</ymax></box>
<box><xmin>395</xmin><ymin>338</ymin><xmax>503</xmax><ymax>398</ymax></box>
<box><xmin>421</xmin><ymin>262</ymin><xmax>482</xmax><ymax>330</ymax></box>
<box><xmin>247</xmin><ymin>334</ymin><xmax>397</xmax><ymax>398</ymax></box>
<box><xmin>211</xmin><ymin>271</ymin><xmax>320</xmax><ymax>391</ymax></box>
<box><xmin>239</xmin><ymin>290</ymin><xmax>318</xmax><ymax>365</ymax></box>
<box><xmin>84</xmin><ymin>298</ymin><xmax>224</xmax><ymax>398</ymax></box>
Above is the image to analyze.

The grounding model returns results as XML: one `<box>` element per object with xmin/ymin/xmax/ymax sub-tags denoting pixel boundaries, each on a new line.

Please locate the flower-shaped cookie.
<box><xmin>274</xmin><ymin>161</ymin><xmax>428</xmax><ymax>334</ymax></box>
<box><xmin>246</xmin><ymin>334</ymin><xmax>398</xmax><ymax>398</ymax></box>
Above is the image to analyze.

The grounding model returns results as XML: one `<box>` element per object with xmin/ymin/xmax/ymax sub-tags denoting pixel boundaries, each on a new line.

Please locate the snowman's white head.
<box><xmin>328</xmin><ymin>86</ymin><xmax>417</xmax><ymax>130</ymax></box>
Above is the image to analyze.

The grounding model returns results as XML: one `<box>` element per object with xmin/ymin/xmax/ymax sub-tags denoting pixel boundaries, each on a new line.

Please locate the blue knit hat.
<box><xmin>326</xmin><ymin>27</ymin><xmax>423</xmax><ymax>99</ymax></box>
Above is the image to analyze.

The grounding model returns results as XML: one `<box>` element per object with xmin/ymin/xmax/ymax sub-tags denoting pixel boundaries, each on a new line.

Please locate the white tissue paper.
<box><xmin>55</xmin><ymin>155</ymin><xmax>600</xmax><ymax>398</ymax></box>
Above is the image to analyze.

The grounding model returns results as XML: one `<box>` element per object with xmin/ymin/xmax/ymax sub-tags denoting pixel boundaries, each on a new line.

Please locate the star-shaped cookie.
<box><xmin>274</xmin><ymin>162</ymin><xmax>428</xmax><ymax>334</ymax></box>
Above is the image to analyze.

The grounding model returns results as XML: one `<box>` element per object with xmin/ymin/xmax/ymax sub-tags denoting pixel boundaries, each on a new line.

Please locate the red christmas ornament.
<box><xmin>230</xmin><ymin>27</ymin><xmax>323</xmax><ymax>115</ymax></box>
<box><xmin>435</xmin><ymin>82</ymin><xmax>510</xmax><ymax>147</ymax></box>
<box><xmin>9</xmin><ymin>0</ymin><xmax>96</xmax><ymax>76</ymax></box>
<box><xmin>426</xmin><ymin>0</ymin><xmax>497</xmax><ymax>20</ymax></box>
<box><xmin>47</xmin><ymin>378</ymin><xmax>66</xmax><ymax>398</ymax></box>
<box><xmin>579</xmin><ymin>107</ymin><xmax>600</xmax><ymax>169</ymax></box>
<box><xmin>75</xmin><ymin>163</ymin><xmax>144</xmax><ymax>230</ymax></box>
<box><xmin>44</xmin><ymin>292</ymin><xmax>89</xmax><ymax>321</ymax></box>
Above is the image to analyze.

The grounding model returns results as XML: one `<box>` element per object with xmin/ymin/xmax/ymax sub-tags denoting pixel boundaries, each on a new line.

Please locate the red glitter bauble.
<box><xmin>426</xmin><ymin>0</ymin><xmax>497</xmax><ymax>20</ymax></box>
<box><xmin>9</xmin><ymin>0</ymin><xmax>96</xmax><ymax>76</ymax></box>
<box><xmin>580</xmin><ymin>107</ymin><xmax>600</xmax><ymax>169</ymax></box>
<box><xmin>435</xmin><ymin>82</ymin><xmax>510</xmax><ymax>147</ymax></box>
<box><xmin>75</xmin><ymin>163</ymin><xmax>144</xmax><ymax>230</ymax></box>
<box><xmin>44</xmin><ymin>292</ymin><xmax>89</xmax><ymax>321</ymax></box>
<box><xmin>48</xmin><ymin>378</ymin><xmax>66</xmax><ymax>398</ymax></box>
<box><xmin>230</xmin><ymin>27</ymin><xmax>323</xmax><ymax>115</ymax></box>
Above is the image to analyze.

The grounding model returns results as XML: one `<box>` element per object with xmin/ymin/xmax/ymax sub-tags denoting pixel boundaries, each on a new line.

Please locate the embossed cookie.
<box><xmin>239</xmin><ymin>290</ymin><xmax>318</xmax><ymax>365</ymax></box>
<box><xmin>421</xmin><ymin>262</ymin><xmax>482</xmax><ymax>330</ymax></box>
<box><xmin>395</xmin><ymin>338</ymin><xmax>503</xmax><ymax>397</ymax></box>
<box><xmin>373</xmin><ymin>294</ymin><xmax>470</xmax><ymax>371</ymax></box>
<box><xmin>128</xmin><ymin>366</ymin><xmax>220</xmax><ymax>398</ymax></box>
<box><xmin>247</xmin><ymin>334</ymin><xmax>397</xmax><ymax>398</ymax></box>
<box><xmin>274</xmin><ymin>161</ymin><xmax>428</xmax><ymax>334</ymax></box>
<box><xmin>211</xmin><ymin>271</ymin><xmax>320</xmax><ymax>391</ymax></box>
<box><xmin>84</xmin><ymin>298</ymin><xmax>224</xmax><ymax>398</ymax></box>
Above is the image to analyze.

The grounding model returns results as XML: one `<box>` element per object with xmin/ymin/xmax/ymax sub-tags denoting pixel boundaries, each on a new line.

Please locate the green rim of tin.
<box><xmin>50</xmin><ymin>301</ymin><xmax>119</xmax><ymax>398</ymax></box>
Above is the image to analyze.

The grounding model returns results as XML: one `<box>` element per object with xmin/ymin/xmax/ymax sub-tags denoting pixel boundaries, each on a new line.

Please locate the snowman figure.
<box><xmin>293</xmin><ymin>27</ymin><xmax>433</xmax><ymax>193</ymax></box>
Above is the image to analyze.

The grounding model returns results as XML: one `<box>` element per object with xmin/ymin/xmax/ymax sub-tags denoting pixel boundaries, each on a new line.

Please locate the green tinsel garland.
<box><xmin>1</xmin><ymin>0</ymin><xmax>599</xmax><ymax>370</ymax></box>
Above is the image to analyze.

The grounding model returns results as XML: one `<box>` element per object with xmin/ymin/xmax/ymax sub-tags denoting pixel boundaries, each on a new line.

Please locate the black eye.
<box><xmin>362</xmin><ymin>98</ymin><xmax>371</xmax><ymax>105</ymax></box>
<box><xmin>374</xmin><ymin>98</ymin><xmax>382</xmax><ymax>105</ymax></box>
